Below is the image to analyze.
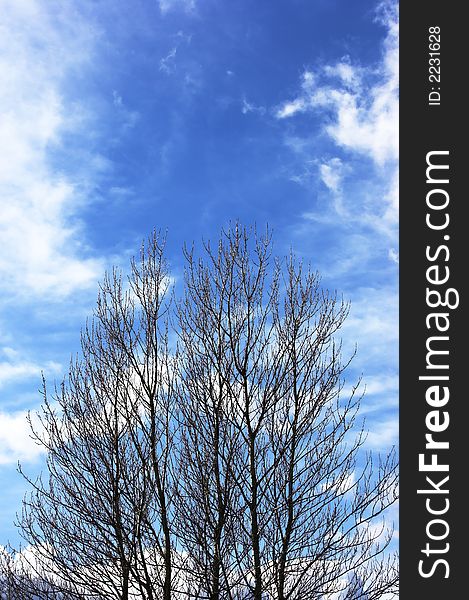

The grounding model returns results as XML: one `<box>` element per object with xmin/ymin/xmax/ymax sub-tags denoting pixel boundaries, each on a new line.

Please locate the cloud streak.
<box><xmin>0</xmin><ymin>0</ymin><xmax>105</xmax><ymax>300</ymax></box>
<box><xmin>0</xmin><ymin>347</ymin><xmax>61</xmax><ymax>390</ymax></box>
<box><xmin>158</xmin><ymin>0</ymin><xmax>196</xmax><ymax>15</ymax></box>
<box><xmin>276</xmin><ymin>1</ymin><xmax>398</xmax><ymax>235</ymax></box>
<box><xmin>276</xmin><ymin>4</ymin><xmax>398</xmax><ymax>166</ymax></box>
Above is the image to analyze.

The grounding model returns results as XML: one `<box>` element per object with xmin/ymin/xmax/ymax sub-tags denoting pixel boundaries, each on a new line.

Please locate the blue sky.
<box><xmin>0</xmin><ymin>0</ymin><xmax>398</xmax><ymax>546</ymax></box>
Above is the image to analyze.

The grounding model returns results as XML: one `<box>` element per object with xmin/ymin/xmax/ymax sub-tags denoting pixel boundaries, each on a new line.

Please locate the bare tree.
<box><xmin>17</xmin><ymin>232</ymin><xmax>178</xmax><ymax>600</ymax></box>
<box><xmin>13</xmin><ymin>224</ymin><xmax>397</xmax><ymax>600</ymax></box>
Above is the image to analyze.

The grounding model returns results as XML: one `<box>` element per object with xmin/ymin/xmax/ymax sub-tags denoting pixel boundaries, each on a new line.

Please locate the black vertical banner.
<box><xmin>400</xmin><ymin>2</ymin><xmax>465</xmax><ymax>597</ymax></box>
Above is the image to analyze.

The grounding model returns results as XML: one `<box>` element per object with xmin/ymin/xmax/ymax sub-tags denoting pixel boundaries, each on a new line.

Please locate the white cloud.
<box><xmin>0</xmin><ymin>347</ymin><xmax>61</xmax><ymax>389</ymax></box>
<box><xmin>241</xmin><ymin>97</ymin><xmax>266</xmax><ymax>116</ymax></box>
<box><xmin>342</xmin><ymin>286</ymin><xmax>398</xmax><ymax>368</ymax></box>
<box><xmin>363</xmin><ymin>374</ymin><xmax>398</xmax><ymax>399</ymax></box>
<box><xmin>0</xmin><ymin>361</ymin><xmax>59</xmax><ymax>389</ymax></box>
<box><xmin>276</xmin><ymin>97</ymin><xmax>306</xmax><ymax>119</ymax></box>
<box><xmin>323</xmin><ymin>61</ymin><xmax>360</xmax><ymax>88</ymax></box>
<box><xmin>319</xmin><ymin>158</ymin><xmax>345</xmax><ymax>194</ymax></box>
<box><xmin>365</xmin><ymin>418</ymin><xmax>398</xmax><ymax>450</ymax></box>
<box><xmin>0</xmin><ymin>410</ymin><xmax>44</xmax><ymax>464</ymax></box>
<box><xmin>337</xmin><ymin>285</ymin><xmax>398</xmax><ymax>445</ymax></box>
<box><xmin>158</xmin><ymin>0</ymin><xmax>196</xmax><ymax>15</ymax></box>
<box><xmin>158</xmin><ymin>32</ymin><xmax>194</xmax><ymax>82</ymax></box>
<box><xmin>0</xmin><ymin>0</ymin><xmax>105</xmax><ymax>300</ymax></box>
<box><xmin>276</xmin><ymin>7</ymin><xmax>398</xmax><ymax>166</ymax></box>
<box><xmin>388</xmin><ymin>248</ymin><xmax>399</xmax><ymax>264</ymax></box>
<box><xmin>276</xmin><ymin>1</ymin><xmax>398</xmax><ymax>229</ymax></box>
<box><xmin>159</xmin><ymin>47</ymin><xmax>178</xmax><ymax>73</ymax></box>
<box><xmin>112</xmin><ymin>90</ymin><xmax>139</xmax><ymax>129</ymax></box>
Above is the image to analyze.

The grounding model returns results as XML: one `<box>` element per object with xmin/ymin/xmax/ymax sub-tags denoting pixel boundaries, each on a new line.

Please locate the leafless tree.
<box><xmin>13</xmin><ymin>224</ymin><xmax>397</xmax><ymax>600</ymax></box>
<box><xmin>17</xmin><ymin>232</ymin><xmax>178</xmax><ymax>600</ymax></box>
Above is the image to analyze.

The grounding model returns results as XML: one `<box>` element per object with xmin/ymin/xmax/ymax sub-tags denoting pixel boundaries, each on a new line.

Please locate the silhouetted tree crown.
<box><xmin>3</xmin><ymin>225</ymin><xmax>398</xmax><ymax>600</ymax></box>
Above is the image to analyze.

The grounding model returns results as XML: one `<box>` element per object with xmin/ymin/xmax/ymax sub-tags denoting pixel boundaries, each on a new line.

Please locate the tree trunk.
<box><xmin>249</xmin><ymin>435</ymin><xmax>262</xmax><ymax>600</ymax></box>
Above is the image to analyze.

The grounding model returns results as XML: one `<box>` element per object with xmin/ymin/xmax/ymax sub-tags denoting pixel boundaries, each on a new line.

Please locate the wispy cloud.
<box><xmin>365</xmin><ymin>418</ymin><xmax>398</xmax><ymax>450</ymax></box>
<box><xmin>158</xmin><ymin>31</ymin><xmax>196</xmax><ymax>90</ymax></box>
<box><xmin>319</xmin><ymin>157</ymin><xmax>346</xmax><ymax>194</ymax></box>
<box><xmin>363</xmin><ymin>374</ymin><xmax>398</xmax><ymax>400</ymax></box>
<box><xmin>388</xmin><ymin>248</ymin><xmax>399</xmax><ymax>264</ymax></box>
<box><xmin>276</xmin><ymin>97</ymin><xmax>306</xmax><ymax>119</ymax></box>
<box><xmin>158</xmin><ymin>0</ymin><xmax>196</xmax><ymax>15</ymax></box>
<box><xmin>160</xmin><ymin>47</ymin><xmax>178</xmax><ymax>73</ymax></box>
<box><xmin>341</xmin><ymin>284</ymin><xmax>398</xmax><ymax>450</ymax></box>
<box><xmin>0</xmin><ymin>0</ymin><xmax>105</xmax><ymax>300</ymax></box>
<box><xmin>276</xmin><ymin>1</ymin><xmax>398</xmax><ymax>236</ymax></box>
<box><xmin>241</xmin><ymin>97</ymin><xmax>266</xmax><ymax>116</ymax></box>
<box><xmin>0</xmin><ymin>410</ymin><xmax>44</xmax><ymax>465</ymax></box>
<box><xmin>112</xmin><ymin>91</ymin><xmax>139</xmax><ymax>130</ymax></box>
<box><xmin>341</xmin><ymin>286</ymin><xmax>398</xmax><ymax>369</ymax></box>
<box><xmin>0</xmin><ymin>347</ymin><xmax>61</xmax><ymax>389</ymax></box>
<box><xmin>276</xmin><ymin>5</ymin><xmax>398</xmax><ymax>166</ymax></box>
